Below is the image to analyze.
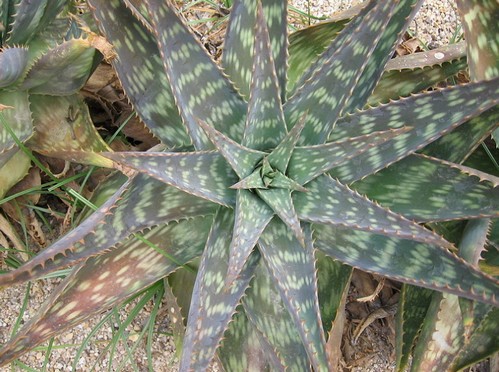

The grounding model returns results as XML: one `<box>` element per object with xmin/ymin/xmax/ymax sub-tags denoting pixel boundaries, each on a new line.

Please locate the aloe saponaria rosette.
<box><xmin>1</xmin><ymin>0</ymin><xmax>499</xmax><ymax>369</ymax></box>
<box><xmin>0</xmin><ymin>0</ymin><xmax>113</xmax><ymax>198</ymax></box>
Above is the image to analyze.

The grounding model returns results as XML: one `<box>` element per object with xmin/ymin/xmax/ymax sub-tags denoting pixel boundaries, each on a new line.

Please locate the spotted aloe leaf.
<box><xmin>242</xmin><ymin>2</ymin><xmax>287</xmax><ymax>150</ymax></box>
<box><xmin>342</xmin><ymin>0</ymin><xmax>424</xmax><ymax>113</ymax></box>
<box><xmin>2</xmin><ymin>0</ymin><xmax>499</xmax><ymax>368</ymax></box>
<box><xmin>314</xmin><ymin>224</ymin><xmax>498</xmax><ymax>306</ymax></box>
<box><xmin>145</xmin><ymin>0</ymin><xmax>246</xmax><ymax>149</ymax></box>
<box><xmin>180</xmin><ymin>208</ymin><xmax>259</xmax><ymax>371</ymax></box>
<box><xmin>104</xmin><ymin>151</ymin><xmax>238</xmax><ymax>206</ymax></box>
<box><xmin>0</xmin><ymin>174</ymin><xmax>215</xmax><ymax>287</ymax></box>
<box><xmin>395</xmin><ymin>285</ymin><xmax>434</xmax><ymax>371</ymax></box>
<box><xmin>223</xmin><ymin>0</ymin><xmax>287</xmax><ymax>101</ymax></box>
<box><xmin>450</xmin><ymin>307</ymin><xmax>499</xmax><ymax>370</ymax></box>
<box><xmin>0</xmin><ymin>216</ymin><xmax>213</xmax><ymax>366</ymax></box>
<box><xmin>6</xmin><ymin>0</ymin><xmax>66</xmax><ymax>45</ymax></box>
<box><xmin>425</xmin><ymin>0</ymin><xmax>499</xmax><ymax>159</ymax></box>
<box><xmin>330</xmin><ymin>78</ymin><xmax>499</xmax><ymax>182</ymax></box>
<box><xmin>286</xmin><ymin>5</ymin><xmax>360</xmax><ymax>93</ymax></box>
<box><xmin>28</xmin><ymin>94</ymin><xmax>113</xmax><ymax>167</ymax></box>
<box><xmin>289</xmin><ymin>127</ymin><xmax>410</xmax><ymax>185</ymax></box>
<box><xmin>409</xmin><ymin>219</ymin><xmax>497</xmax><ymax>371</ymax></box>
<box><xmin>224</xmin><ymin>190</ymin><xmax>273</xmax><ymax>287</ymax></box>
<box><xmin>368</xmin><ymin>42</ymin><xmax>468</xmax><ymax>105</ymax></box>
<box><xmin>219</xmin><ymin>306</ymin><xmax>283</xmax><ymax>371</ymax></box>
<box><xmin>242</xmin><ymin>262</ymin><xmax>310</xmax><ymax>370</ymax></box>
<box><xmin>295</xmin><ymin>174</ymin><xmax>454</xmax><ymax>248</ymax></box>
<box><xmin>87</xmin><ymin>0</ymin><xmax>190</xmax><ymax>148</ymax></box>
<box><xmin>353</xmin><ymin>154</ymin><xmax>499</xmax><ymax>222</ymax></box>
<box><xmin>259</xmin><ymin>220</ymin><xmax>328</xmax><ymax>370</ymax></box>
<box><xmin>316</xmin><ymin>252</ymin><xmax>352</xmax><ymax>339</ymax></box>
<box><xmin>286</xmin><ymin>1</ymin><xmax>399</xmax><ymax>145</ymax></box>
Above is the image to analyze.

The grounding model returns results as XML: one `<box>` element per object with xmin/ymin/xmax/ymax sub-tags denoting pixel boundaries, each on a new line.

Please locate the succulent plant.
<box><xmin>0</xmin><ymin>0</ymin><xmax>498</xmax><ymax>370</ymax></box>
<box><xmin>0</xmin><ymin>0</ymin><xmax>112</xmax><ymax>198</ymax></box>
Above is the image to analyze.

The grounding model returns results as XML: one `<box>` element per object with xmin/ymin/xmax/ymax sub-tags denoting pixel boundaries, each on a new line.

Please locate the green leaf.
<box><xmin>368</xmin><ymin>42</ymin><xmax>468</xmax><ymax>105</ymax></box>
<box><xmin>456</xmin><ymin>0</ymin><xmax>499</xmax><ymax>81</ymax></box>
<box><xmin>451</xmin><ymin>307</ymin><xmax>499</xmax><ymax>370</ymax></box>
<box><xmin>28</xmin><ymin>94</ymin><xmax>113</xmax><ymax>167</ymax></box>
<box><xmin>6</xmin><ymin>0</ymin><xmax>48</xmax><ymax>44</ymax></box>
<box><xmin>0</xmin><ymin>217</ymin><xmax>212</xmax><ymax>366</ymax></box>
<box><xmin>353</xmin><ymin>154</ymin><xmax>499</xmax><ymax>222</ymax></box>
<box><xmin>145</xmin><ymin>0</ymin><xmax>246</xmax><ymax>149</ymax></box>
<box><xmin>180</xmin><ymin>208</ymin><xmax>259</xmax><ymax>371</ymax></box>
<box><xmin>409</xmin><ymin>217</ymin><xmax>495</xmax><ymax>371</ymax></box>
<box><xmin>289</xmin><ymin>127</ymin><xmax>409</xmax><ymax>185</ymax></box>
<box><xmin>0</xmin><ymin>175</ymin><xmax>216</xmax><ymax>286</ymax></box>
<box><xmin>104</xmin><ymin>150</ymin><xmax>237</xmax><ymax>206</ymax></box>
<box><xmin>225</xmin><ymin>190</ymin><xmax>273</xmax><ymax>287</ymax></box>
<box><xmin>242</xmin><ymin>262</ymin><xmax>310</xmax><ymax>370</ymax></box>
<box><xmin>286</xmin><ymin>0</ymin><xmax>399</xmax><ymax>145</ymax></box>
<box><xmin>0</xmin><ymin>47</ymin><xmax>29</xmax><ymax>88</ymax></box>
<box><xmin>242</xmin><ymin>1</ymin><xmax>287</xmax><ymax>151</ymax></box>
<box><xmin>219</xmin><ymin>306</ymin><xmax>282</xmax><ymax>371</ymax></box>
<box><xmin>330</xmin><ymin>78</ymin><xmax>499</xmax><ymax>182</ymax></box>
<box><xmin>0</xmin><ymin>90</ymin><xmax>32</xmax><ymax>167</ymax></box>
<box><xmin>295</xmin><ymin>175</ymin><xmax>454</xmax><ymax>248</ymax></box>
<box><xmin>198</xmin><ymin>119</ymin><xmax>265</xmax><ymax>179</ymax></box>
<box><xmin>223</xmin><ymin>0</ymin><xmax>287</xmax><ymax>101</ymax></box>
<box><xmin>20</xmin><ymin>39</ymin><xmax>96</xmax><ymax>94</ymax></box>
<box><xmin>258</xmin><ymin>189</ymin><xmax>305</xmax><ymax>246</ymax></box>
<box><xmin>287</xmin><ymin>6</ymin><xmax>357</xmax><ymax>94</ymax></box>
<box><xmin>316</xmin><ymin>252</ymin><xmax>352</xmax><ymax>335</ymax></box>
<box><xmin>88</xmin><ymin>0</ymin><xmax>191</xmax><ymax>147</ymax></box>
<box><xmin>267</xmin><ymin>112</ymin><xmax>306</xmax><ymax>173</ymax></box>
<box><xmin>314</xmin><ymin>224</ymin><xmax>499</xmax><ymax>306</ymax></box>
<box><xmin>395</xmin><ymin>285</ymin><xmax>433</xmax><ymax>372</ymax></box>
<box><xmin>0</xmin><ymin>176</ymin><xmax>131</xmax><ymax>287</ymax></box>
<box><xmin>165</xmin><ymin>263</ymin><xmax>199</xmax><ymax>358</ymax></box>
<box><xmin>258</xmin><ymin>220</ymin><xmax>328</xmax><ymax>371</ymax></box>
<box><xmin>410</xmin><ymin>292</ymin><xmax>464</xmax><ymax>372</ymax></box>
<box><xmin>0</xmin><ymin>148</ymin><xmax>30</xmax><ymax>199</ymax></box>
<box><xmin>342</xmin><ymin>0</ymin><xmax>422</xmax><ymax>113</ymax></box>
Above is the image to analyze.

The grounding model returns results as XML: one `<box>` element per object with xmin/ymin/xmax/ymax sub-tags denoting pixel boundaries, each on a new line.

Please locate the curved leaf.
<box><xmin>353</xmin><ymin>154</ymin><xmax>499</xmax><ymax>222</ymax></box>
<box><xmin>223</xmin><ymin>0</ymin><xmax>287</xmax><ymax>101</ymax></box>
<box><xmin>0</xmin><ymin>175</ymin><xmax>216</xmax><ymax>287</ymax></box>
<box><xmin>0</xmin><ymin>217</ymin><xmax>212</xmax><ymax>366</ymax></box>
<box><xmin>295</xmin><ymin>175</ymin><xmax>454</xmax><ymax>248</ymax></box>
<box><xmin>0</xmin><ymin>47</ymin><xmax>29</xmax><ymax>88</ymax></box>
<box><xmin>258</xmin><ymin>220</ymin><xmax>328</xmax><ymax>371</ymax></box>
<box><xmin>21</xmin><ymin>39</ymin><xmax>96</xmax><ymax>95</ymax></box>
<box><xmin>88</xmin><ymin>0</ymin><xmax>191</xmax><ymax>147</ymax></box>
<box><xmin>330</xmin><ymin>78</ymin><xmax>499</xmax><ymax>182</ymax></box>
<box><xmin>104</xmin><ymin>150</ymin><xmax>237</xmax><ymax>207</ymax></box>
<box><xmin>180</xmin><ymin>208</ymin><xmax>259</xmax><ymax>371</ymax></box>
<box><xmin>28</xmin><ymin>94</ymin><xmax>112</xmax><ymax>167</ymax></box>
<box><xmin>145</xmin><ymin>0</ymin><xmax>246</xmax><ymax>149</ymax></box>
<box><xmin>314</xmin><ymin>224</ymin><xmax>499</xmax><ymax>306</ymax></box>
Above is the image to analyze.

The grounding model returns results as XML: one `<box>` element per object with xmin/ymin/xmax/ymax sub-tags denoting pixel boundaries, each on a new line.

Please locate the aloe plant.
<box><xmin>0</xmin><ymin>0</ymin><xmax>498</xmax><ymax>369</ymax></box>
<box><xmin>0</xmin><ymin>0</ymin><xmax>112</xmax><ymax>198</ymax></box>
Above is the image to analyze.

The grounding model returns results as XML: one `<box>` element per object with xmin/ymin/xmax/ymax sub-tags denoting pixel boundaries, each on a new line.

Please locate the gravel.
<box><xmin>291</xmin><ymin>0</ymin><xmax>460</xmax><ymax>48</ymax></box>
<box><xmin>0</xmin><ymin>1</ymin><xmax>461</xmax><ymax>371</ymax></box>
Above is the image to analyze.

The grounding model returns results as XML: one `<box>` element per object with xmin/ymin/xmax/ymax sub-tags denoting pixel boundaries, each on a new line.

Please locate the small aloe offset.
<box><xmin>0</xmin><ymin>0</ymin><xmax>498</xmax><ymax>370</ymax></box>
<box><xmin>0</xmin><ymin>0</ymin><xmax>112</xmax><ymax>198</ymax></box>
